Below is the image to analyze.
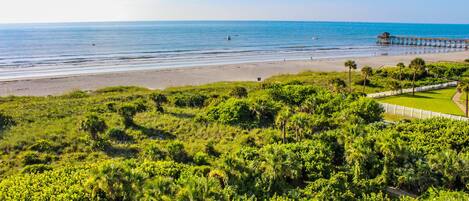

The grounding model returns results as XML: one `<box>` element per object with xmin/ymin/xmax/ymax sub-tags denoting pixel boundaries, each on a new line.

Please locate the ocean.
<box><xmin>1</xmin><ymin>21</ymin><xmax>469</xmax><ymax>80</ymax></box>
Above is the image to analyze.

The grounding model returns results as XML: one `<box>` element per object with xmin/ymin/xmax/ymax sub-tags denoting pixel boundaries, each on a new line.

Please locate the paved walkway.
<box><xmin>452</xmin><ymin>91</ymin><xmax>467</xmax><ymax>115</ymax></box>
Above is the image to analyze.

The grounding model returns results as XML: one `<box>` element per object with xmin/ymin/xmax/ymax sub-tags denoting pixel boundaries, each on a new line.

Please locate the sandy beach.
<box><xmin>0</xmin><ymin>51</ymin><xmax>468</xmax><ymax>96</ymax></box>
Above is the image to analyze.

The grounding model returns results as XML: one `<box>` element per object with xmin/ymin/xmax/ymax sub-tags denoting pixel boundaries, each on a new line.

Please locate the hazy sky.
<box><xmin>1</xmin><ymin>0</ymin><xmax>468</xmax><ymax>24</ymax></box>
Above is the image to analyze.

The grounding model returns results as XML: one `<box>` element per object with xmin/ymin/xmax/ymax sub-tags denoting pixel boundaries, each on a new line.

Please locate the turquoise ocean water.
<box><xmin>1</xmin><ymin>21</ymin><xmax>469</xmax><ymax>80</ymax></box>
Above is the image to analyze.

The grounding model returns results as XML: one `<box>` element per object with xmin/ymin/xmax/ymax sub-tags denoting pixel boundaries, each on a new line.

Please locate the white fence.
<box><xmin>367</xmin><ymin>81</ymin><xmax>458</xmax><ymax>99</ymax></box>
<box><xmin>380</xmin><ymin>103</ymin><xmax>469</xmax><ymax>121</ymax></box>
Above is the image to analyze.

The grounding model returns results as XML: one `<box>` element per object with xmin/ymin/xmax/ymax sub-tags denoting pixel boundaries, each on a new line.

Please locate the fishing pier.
<box><xmin>377</xmin><ymin>32</ymin><xmax>469</xmax><ymax>49</ymax></box>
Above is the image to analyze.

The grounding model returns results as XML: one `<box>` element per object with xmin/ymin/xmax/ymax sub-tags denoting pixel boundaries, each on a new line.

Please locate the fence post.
<box><xmin>411</xmin><ymin>108</ymin><xmax>414</xmax><ymax>118</ymax></box>
<box><xmin>420</xmin><ymin>110</ymin><xmax>423</xmax><ymax>118</ymax></box>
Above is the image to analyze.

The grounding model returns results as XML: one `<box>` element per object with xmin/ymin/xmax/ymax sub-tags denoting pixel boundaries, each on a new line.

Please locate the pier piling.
<box><xmin>377</xmin><ymin>32</ymin><xmax>469</xmax><ymax>49</ymax></box>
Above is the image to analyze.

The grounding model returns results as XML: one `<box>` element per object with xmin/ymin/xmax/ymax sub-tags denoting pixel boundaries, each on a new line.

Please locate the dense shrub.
<box><xmin>341</xmin><ymin>97</ymin><xmax>384</xmax><ymax>124</ymax></box>
<box><xmin>106</xmin><ymin>128</ymin><xmax>133</xmax><ymax>142</ymax></box>
<box><xmin>268</xmin><ymin>84</ymin><xmax>319</xmax><ymax>105</ymax></box>
<box><xmin>206</xmin><ymin>98</ymin><xmax>255</xmax><ymax>127</ymax></box>
<box><xmin>117</xmin><ymin>104</ymin><xmax>139</xmax><ymax>127</ymax></box>
<box><xmin>329</xmin><ymin>78</ymin><xmax>347</xmax><ymax>93</ymax></box>
<box><xmin>86</xmin><ymin>162</ymin><xmax>144</xmax><ymax>200</ymax></box>
<box><xmin>79</xmin><ymin>114</ymin><xmax>107</xmax><ymax>140</ymax></box>
<box><xmin>172</xmin><ymin>93</ymin><xmax>207</xmax><ymax>107</ymax></box>
<box><xmin>89</xmin><ymin>138</ymin><xmax>110</xmax><ymax>151</ymax></box>
<box><xmin>166</xmin><ymin>141</ymin><xmax>189</xmax><ymax>163</ymax></box>
<box><xmin>193</xmin><ymin>152</ymin><xmax>209</xmax><ymax>165</ymax></box>
<box><xmin>229</xmin><ymin>86</ymin><xmax>248</xmax><ymax>98</ymax></box>
<box><xmin>150</xmin><ymin>92</ymin><xmax>168</xmax><ymax>112</ymax></box>
<box><xmin>132</xmin><ymin>98</ymin><xmax>149</xmax><ymax>112</ymax></box>
<box><xmin>205</xmin><ymin>97</ymin><xmax>280</xmax><ymax>128</ymax></box>
<box><xmin>142</xmin><ymin>143</ymin><xmax>166</xmax><ymax>161</ymax></box>
<box><xmin>0</xmin><ymin>112</ymin><xmax>14</xmax><ymax>131</ymax></box>
<box><xmin>21</xmin><ymin>164</ymin><xmax>53</xmax><ymax>174</ymax></box>
<box><xmin>204</xmin><ymin>141</ymin><xmax>220</xmax><ymax>157</ymax></box>
<box><xmin>20</xmin><ymin>151</ymin><xmax>53</xmax><ymax>166</ymax></box>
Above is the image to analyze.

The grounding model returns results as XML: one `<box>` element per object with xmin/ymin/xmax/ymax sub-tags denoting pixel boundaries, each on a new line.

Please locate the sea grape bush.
<box><xmin>229</xmin><ymin>86</ymin><xmax>248</xmax><ymax>98</ymax></box>
<box><xmin>0</xmin><ymin>111</ymin><xmax>14</xmax><ymax>131</ymax></box>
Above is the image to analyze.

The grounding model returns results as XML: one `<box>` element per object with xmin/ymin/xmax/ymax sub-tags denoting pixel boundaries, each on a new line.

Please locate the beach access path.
<box><xmin>0</xmin><ymin>51</ymin><xmax>468</xmax><ymax>96</ymax></box>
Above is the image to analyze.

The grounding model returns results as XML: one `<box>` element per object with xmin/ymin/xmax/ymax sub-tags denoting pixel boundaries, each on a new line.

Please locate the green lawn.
<box><xmin>378</xmin><ymin>87</ymin><xmax>465</xmax><ymax>116</ymax></box>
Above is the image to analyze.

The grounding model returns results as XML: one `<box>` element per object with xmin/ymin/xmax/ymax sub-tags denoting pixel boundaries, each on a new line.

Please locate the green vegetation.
<box><xmin>266</xmin><ymin>61</ymin><xmax>469</xmax><ymax>94</ymax></box>
<box><xmin>361</xmin><ymin>66</ymin><xmax>373</xmax><ymax>93</ymax></box>
<box><xmin>345</xmin><ymin>60</ymin><xmax>358</xmax><ymax>93</ymax></box>
<box><xmin>379</xmin><ymin>88</ymin><xmax>464</xmax><ymax>116</ymax></box>
<box><xmin>0</xmin><ymin>59</ymin><xmax>468</xmax><ymax>200</ymax></box>
<box><xmin>457</xmin><ymin>79</ymin><xmax>469</xmax><ymax>117</ymax></box>
<box><xmin>410</xmin><ymin>58</ymin><xmax>426</xmax><ymax>96</ymax></box>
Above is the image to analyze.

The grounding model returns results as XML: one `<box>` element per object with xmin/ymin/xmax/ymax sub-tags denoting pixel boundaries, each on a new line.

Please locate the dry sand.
<box><xmin>0</xmin><ymin>51</ymin><xmax>468</xmax><ymax>96</ymax></box>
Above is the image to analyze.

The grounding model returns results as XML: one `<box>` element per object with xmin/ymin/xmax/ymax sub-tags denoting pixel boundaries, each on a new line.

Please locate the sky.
<box><xmin>0</xmin><ymin>0</ymin><xmax>468</xmax><ymax>24</ymax></box>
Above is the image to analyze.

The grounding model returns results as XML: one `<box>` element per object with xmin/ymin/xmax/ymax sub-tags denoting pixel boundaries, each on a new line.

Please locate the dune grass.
<box><xmin>378</xmin><ymin>87</ymin><xmax>465</xmax><ymax>116</ymax></box>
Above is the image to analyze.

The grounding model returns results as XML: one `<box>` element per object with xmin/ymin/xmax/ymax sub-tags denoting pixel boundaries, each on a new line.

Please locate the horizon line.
<box><xmin>1</xmin><ymin>19</ymin><xmax>469</xmax><ymax>26</ymax></box>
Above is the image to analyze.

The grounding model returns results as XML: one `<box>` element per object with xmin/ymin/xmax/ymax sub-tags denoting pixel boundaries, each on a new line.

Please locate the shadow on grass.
<box><xmin>400</xmin><ymin>94</ymin><xmax>433</xmax><ymax>99</ymax></box>
<box><xmin>130</xmin><ymin>123</ymin><xmax>176</xmax><ymax>140</ymax></box>
<box><xmin>420</xmin><ymin>91</ymin><xmax>440</xmax><ymax>95</ymax></box>
<box><xmin>167</xmin><ymin>112</ymin><xmax>196</xmax><ymax>119</ymax></box>
<box><xmin>104</xmin><ymin>145</ymin><xmax>139</xmax><ymax>158</ymax></box>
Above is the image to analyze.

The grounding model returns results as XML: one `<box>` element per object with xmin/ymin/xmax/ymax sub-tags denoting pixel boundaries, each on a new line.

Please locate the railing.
<box><xmin>367</xmin><ymin>81</ymin><xmax>458</xmax><ymax>99</ymax></box>
<box><xmin>380</xmin><ymin>103</ymin><xmax>469</xmax><ymax>121</ymax></box>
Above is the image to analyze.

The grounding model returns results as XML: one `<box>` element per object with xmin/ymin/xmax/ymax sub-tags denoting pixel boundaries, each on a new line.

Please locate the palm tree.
<box><xmin>287</xmin><ymin>113</ymin><xmax>311</xmax><ymax>142</ymax></box>
<box><xmin>86</xmin><ymin>163</ymin><xmax>143</xmax><ymax>200</ymax></box>
<box><xmin>397</xmin><ymin>62</ymin><xmax>406</xmax><ymax>93</ymax></box>
<box><xmin>457</xmin><ymin>79</ymin><xmax>469</xmax><ymax>117</ymax></box>
<box><xmin>361</xmin><ymin>66</ymin><xmax>373</xmax><ymax>93</ymax></box>
<box><xmin>409</xmin><ymin>58</ymin><xmax>426</xmax><ymax>96</ymax></box>
<box><xmin>345</xmin><ymin>60</ymin><xmax>358</xmax><ymax>93</ymax></box>
<box><xmin>275</xmin><ymin>107</ymin><xmax>292</xmax><ymax>143</ymax></box>
<box><xmin>388</xmin><ymin>80</ymin><xmax>402</xmax><ymax>94</ymax></box>
<box><xmin>396</xmin><ymin>63</ymin><xmax>405</xmax><ymax>81</ymax></box>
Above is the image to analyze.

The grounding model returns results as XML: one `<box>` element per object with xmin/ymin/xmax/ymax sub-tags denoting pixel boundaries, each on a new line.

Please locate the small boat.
<box><xmin>312</xmin><ymin>37</ymin><xmax>319</xmax><ymax>40</ymax></box>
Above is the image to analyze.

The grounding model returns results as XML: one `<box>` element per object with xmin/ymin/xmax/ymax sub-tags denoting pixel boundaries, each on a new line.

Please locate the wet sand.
<box><xmin>0</xmin><ymin>51</ymin><xmax>468</xmax><ymax>96</ymax></box>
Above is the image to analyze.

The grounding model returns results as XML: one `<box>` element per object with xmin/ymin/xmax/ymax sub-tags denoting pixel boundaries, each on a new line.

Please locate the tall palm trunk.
<box><xmin>412</xmin><ymin>70</ymin><xmax>417</xmax><ymax>96</ymax></box>
<box><xmin>349</xmin><ymin>68</ymin><xmax>352</xmax><ymax>93</ymax></box>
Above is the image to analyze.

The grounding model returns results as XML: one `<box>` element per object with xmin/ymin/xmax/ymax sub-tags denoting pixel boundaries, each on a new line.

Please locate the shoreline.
<box><xmin>1</xmin><ymin>51</ymin><xmax>468</xmax><ymax>96</ymax></box>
